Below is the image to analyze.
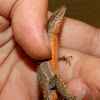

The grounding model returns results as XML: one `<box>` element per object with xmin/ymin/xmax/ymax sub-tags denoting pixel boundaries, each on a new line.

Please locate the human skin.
<box><xmin>0</xmin><ymin>0</ymin><xmax>100</xmax><ymax>100</ymax></box>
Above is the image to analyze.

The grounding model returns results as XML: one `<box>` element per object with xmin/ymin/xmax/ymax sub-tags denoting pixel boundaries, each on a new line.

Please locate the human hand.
<box><xmin>0</xmin><ymin>0</ymin><xmax>48</xmax><ymax>100</ymax></box>
<box><xmin>57</xmin><ymin>17</ymin><xmax>100</xmax><ymax>99</ymax></box>
<box><xmin>0</xmin><ymin>0</ymin><xmax>100</xmax><ymax>100</ymax></box>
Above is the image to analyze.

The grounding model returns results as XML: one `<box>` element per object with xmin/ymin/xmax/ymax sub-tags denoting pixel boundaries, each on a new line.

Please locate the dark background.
<box><xmin>48</xmin><ymin>0</ymin><xmax>100</xmax><ymax>28</ymax></box>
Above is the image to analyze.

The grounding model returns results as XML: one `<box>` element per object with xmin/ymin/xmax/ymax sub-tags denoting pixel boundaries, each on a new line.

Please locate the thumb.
<box><xmin>66</xmin><ymin>78</ymin><xmax>100</xmax><ymax>100</ymax></box>
<box><xmin>11</xmin><ymin>0</ymin><xmax>50</xmax><ymax>59</ymax></box>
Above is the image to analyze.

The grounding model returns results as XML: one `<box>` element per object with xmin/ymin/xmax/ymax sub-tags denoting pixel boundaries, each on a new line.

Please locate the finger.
<box><xmin>0</xmin><ymin>0</ymin><xmax>17</xmax><ymax>18</ymax></box>
<box><xmin>60</xmin><ymin>17</ymin><xmax>100</xmax><ymax>57</ymax></box>
<box><xmin>11</xmin><ymin>0</ymin><xmax>50</xmax><ymax>60</ymax></box>
<box><xmin>0</xmin><ymin>0</ymin><xmax>14</xmax><ymax>46</ymax></box>
<box><xmin>58</xmin><ymin>48</ymin><xmax>100</xmax><ymax>92</ymax></box>
<box><xmin>66</xmin><ymin>78</ymin><xmax>100</xmax><ymax>100</ymax></box>
<box><xmin>0</xmin><ymin>16</ymin><xmax>12</xmax><ymax>46</ymax></box>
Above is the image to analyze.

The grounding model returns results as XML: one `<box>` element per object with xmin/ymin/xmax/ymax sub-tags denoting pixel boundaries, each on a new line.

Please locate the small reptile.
<box><xmin>37</xmin><ymin>6</ymin><xmax>77</xmax><ymax>100</ymax></box>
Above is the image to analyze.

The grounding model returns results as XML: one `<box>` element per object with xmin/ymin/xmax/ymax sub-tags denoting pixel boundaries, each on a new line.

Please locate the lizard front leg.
<box><xmin>58</xmin><ymin>55</ymin><xmax>72</xmax><ymax>65</ymax></box>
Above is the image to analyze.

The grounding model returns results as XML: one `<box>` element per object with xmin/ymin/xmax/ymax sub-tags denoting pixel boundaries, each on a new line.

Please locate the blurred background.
<box><xmin>48</xmin><ymin>0</ymin><xmax>100</xmax><ymax>28</ymax></box>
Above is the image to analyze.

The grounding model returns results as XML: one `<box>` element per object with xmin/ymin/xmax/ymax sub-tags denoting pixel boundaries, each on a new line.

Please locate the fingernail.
<box><xmin>79</xmin><ymin>83</ymin><xmax>86</xmax><ymax>100</ymax></box>
<box><xmin>44</xmin><ymin>28</ymin><xmax>51</xmax><ymax>52</ymax></box>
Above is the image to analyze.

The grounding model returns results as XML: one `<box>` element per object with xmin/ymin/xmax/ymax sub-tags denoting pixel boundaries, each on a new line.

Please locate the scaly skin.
<box><xmin>37</xmin><ymin>6</ymin><xmax>77</xmax><ymax>100</ymax></box>
<box><xmin>47</xmin><ymin>6</ymin><xmax>66</xmax><ymax>75</ymax></box>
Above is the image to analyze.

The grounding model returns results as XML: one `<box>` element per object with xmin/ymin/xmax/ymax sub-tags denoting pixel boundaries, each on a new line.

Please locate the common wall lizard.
<box><xmin>37</xmin><ymin>6</ymin><xmax>77</xmax><ymax>100</ymax></box>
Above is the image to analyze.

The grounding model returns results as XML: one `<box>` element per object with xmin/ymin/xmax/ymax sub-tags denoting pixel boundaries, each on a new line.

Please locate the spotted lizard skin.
<box><xmin>37</xmin><ymin>6</ymin><xmax>77</xmax><ymax>100</ymax></box>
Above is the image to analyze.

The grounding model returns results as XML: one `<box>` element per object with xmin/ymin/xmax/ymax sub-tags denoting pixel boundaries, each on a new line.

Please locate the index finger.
<box><xmin>59</xmin><ymin>17</ymin><xmax>100</xmax><ymax>57</ymax></box>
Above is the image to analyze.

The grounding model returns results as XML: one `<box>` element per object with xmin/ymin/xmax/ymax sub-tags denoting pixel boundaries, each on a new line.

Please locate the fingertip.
<box><xmin>66</xmin><ymin>78</ymin><xmax>98</xmax><ymax>100</ymax></box>
<box><xmin>66</xmin><ymin>78</ymin><xmax>85</xmax><ymax>99</ymax></box>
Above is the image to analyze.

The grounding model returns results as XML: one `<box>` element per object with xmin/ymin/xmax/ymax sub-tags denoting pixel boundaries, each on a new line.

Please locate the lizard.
<box><xmin>37</xmin><ymin>6</ymin><xmax>77</xmax><ymax>100</ymax></box>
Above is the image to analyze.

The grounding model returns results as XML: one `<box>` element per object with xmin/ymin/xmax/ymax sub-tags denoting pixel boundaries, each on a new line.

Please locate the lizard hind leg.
<box><xmin>49</xmin><ymin>75</ymin><xmax>77</xmax><ymax>100</ymax></box>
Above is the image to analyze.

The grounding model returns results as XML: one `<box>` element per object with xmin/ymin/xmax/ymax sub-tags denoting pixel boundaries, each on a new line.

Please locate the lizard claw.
<box><xmin>58</xmin><ymin>55</ymin><xmax>72</xmax><ymax>65</ymax></box>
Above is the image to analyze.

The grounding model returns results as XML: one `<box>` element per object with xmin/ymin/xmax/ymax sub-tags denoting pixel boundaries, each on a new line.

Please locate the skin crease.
<box><xmin>0</xmin><ymin>0</ymin><xmax>100</xmax><ymax>100</ymax></box>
